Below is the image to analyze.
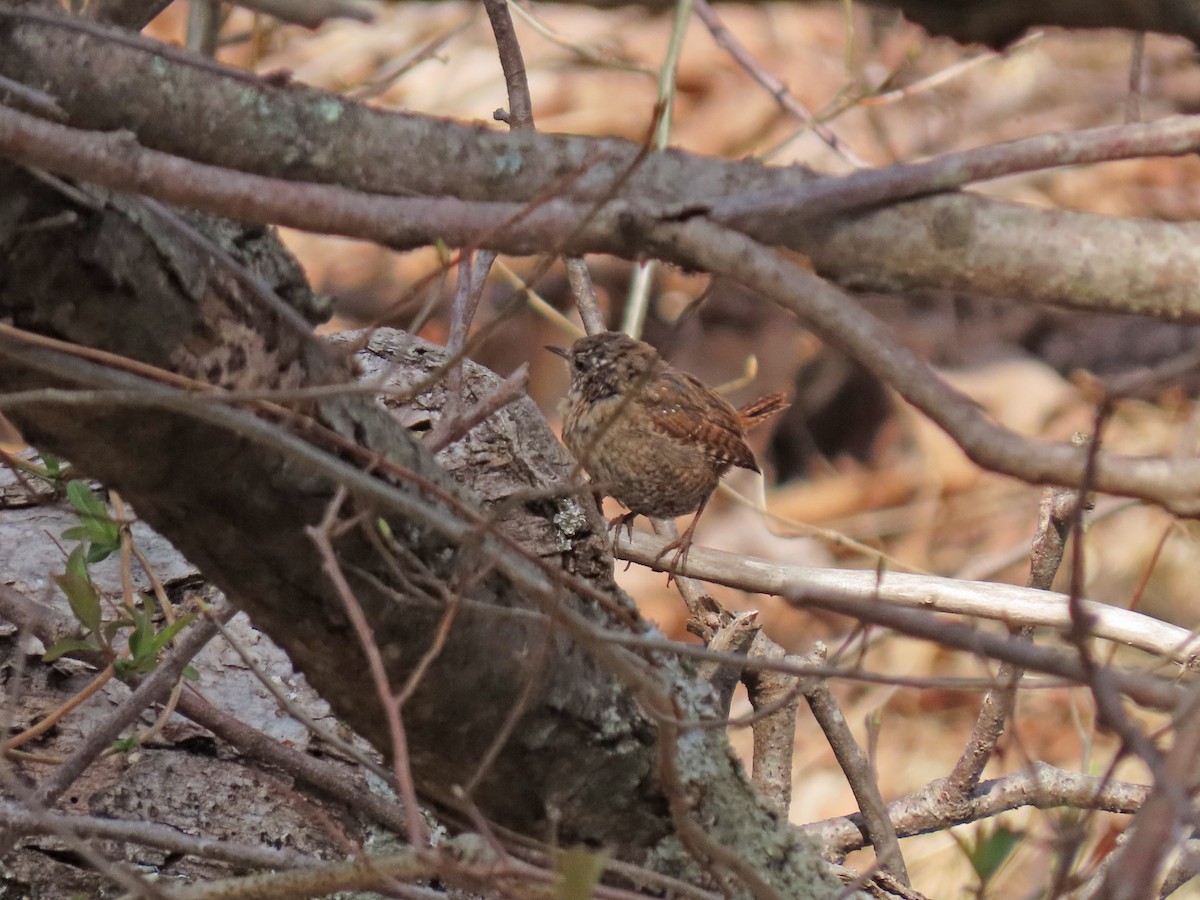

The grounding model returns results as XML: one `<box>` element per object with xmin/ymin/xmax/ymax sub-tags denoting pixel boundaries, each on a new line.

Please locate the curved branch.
<box><xmin>804</xmin><ymin>761</ymin><xmax>1149</xmax><ymax>857</ymax></box>
<box><xmin>4</xmin><ymin>10</ymin><xmax>1200</xmax><ymax>318</ymax></box>
<box><xmin>615</xmin><ymin>532</ymin><xmax>1200</xmax><ymax>667</ymax></box>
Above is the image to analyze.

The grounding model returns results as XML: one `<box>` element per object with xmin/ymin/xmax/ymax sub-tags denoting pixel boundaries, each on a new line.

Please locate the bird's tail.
<box><xmin>737</xmin><ymin>392</ymin><xmax>789</xmax><ymax>430</ymax></box>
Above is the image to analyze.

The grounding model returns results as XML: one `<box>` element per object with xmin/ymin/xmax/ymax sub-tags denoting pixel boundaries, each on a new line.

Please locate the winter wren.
<box><xmin>549</xmin><ymin>331</ymin><xmax>787</xmax><ymax>572</ymax></box>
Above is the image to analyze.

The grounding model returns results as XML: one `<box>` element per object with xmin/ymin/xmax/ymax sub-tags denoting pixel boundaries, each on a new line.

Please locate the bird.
<box><xmin>548</xmin><ymin>330</ymin><xmax>787</xmax><ymax>577</ymax></box>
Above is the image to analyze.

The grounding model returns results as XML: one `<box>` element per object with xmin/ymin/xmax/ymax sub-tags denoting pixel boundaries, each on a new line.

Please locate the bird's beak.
<box><xmin>544</xmin><ymin>345</ymin><xmax>569</xmax><ymax>360</ymax></box>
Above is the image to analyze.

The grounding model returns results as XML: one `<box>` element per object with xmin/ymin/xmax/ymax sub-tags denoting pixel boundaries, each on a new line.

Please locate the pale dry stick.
<box><xmin>857</xmin><ymin>31</ymin><xmax>1043</xmax><ymax>110</ymax></box>
<box><xmin>622</xmin><ymin>0</ymin><xmax>693</xmax><ymax>339</ymax></box>
<box><xmin>353</xmin><ymin>15</ymin><xmax>476</xmax><ymax>100</ymax></box>
<box><xmin>691</xmin><ymin>0</ymin><xmax>868</xmax><ymax>169</ymax></box>
<box><xmin>205</xmin><ymin>610</ymin><xmax>395</xmax><ymax>785</ymax></box>
<box><xmin>508</xmin><ymin>0</ymin><xmax>655</xmax><ymax>76</ymax></box>
<box><xmin>630</xmin><ymin>529</ymin><xmax>1191</xmax><ymax>711</ymax></box>
<box><xmin>424</xmin><ymin>363</ymin><xmax>529</xmax><ymax>453</ymax></box>
<box><xmin>720</xmin><ymin>480</ymin><xmax>935</xmax><ymax>576</ymax></box>
<box><xmin>308</xmin><ymin>489</ymin><xmax>429</xmax><ymax>849</ymax></box>
<box><xmin>614</xmin><ymin>531</ymin><xmax>1200</xmax><ymax>666</ymax></box>
<box><xmin>496</xmin><ymin>259</ymin><xmax>583</xmax><ymax>337</ymax></box>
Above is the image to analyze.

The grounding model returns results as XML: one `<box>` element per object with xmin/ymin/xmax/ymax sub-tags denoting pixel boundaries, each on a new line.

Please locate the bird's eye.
<box><xmin>573</xmin><ymin>358</ymin><xmax>586</xmax><ymax>372</ymax></box>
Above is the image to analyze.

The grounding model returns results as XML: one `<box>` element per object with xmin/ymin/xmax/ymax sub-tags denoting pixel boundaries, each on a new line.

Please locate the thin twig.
<box><xmin>565</xmin><ymin>258</ymin><xmax>607</xmax><ymax>335</ymax></box>
<box><xmin>691</xmin><ymin>0</ymin><xmax>866</xmax><ymax>168</ymax></box>
<box><xmin>483</xmin><ymin>0</ymin><xmax>535</xmax><ymax>131</ymax></box>
<box><xmin>308</xmin><ymin>489</ymin><xmax>429</xmax><ymax>848</ymax></box>
<box><xmin>943</xmin><ymin>484</ymin><xmax>1080</xmax><ymax>800</ymax></box>
<box><xmin>424</xmin><ymin>363</ymin><xmax>529</xmax><ymax>453</ymax></box>
<box><xmin>205</xmin><ymin>610</ymin><xmax>395</xmax><ymax>785</ymax></box>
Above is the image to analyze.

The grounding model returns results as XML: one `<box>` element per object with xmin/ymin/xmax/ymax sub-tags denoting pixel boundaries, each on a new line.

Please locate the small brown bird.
<box><xmin>549</xmin><ymin>331</ymin><xmax>787</xmax><ymax>575</ymax></box>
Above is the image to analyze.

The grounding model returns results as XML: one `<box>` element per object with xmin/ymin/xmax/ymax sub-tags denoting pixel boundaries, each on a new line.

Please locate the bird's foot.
<box><xmin>607</xmin><ymin>511</ymin><xmax>639</xmax><ymax>543</ymax></box>
<box><xmin>608</xmin><ymin>512</ymin><xmax>639</xmax><ymax>571</ymax></box>
<box><xmin>654</xmin><ymin>530</ymin><xmax>695</xmax><ymax>586</ymax></box>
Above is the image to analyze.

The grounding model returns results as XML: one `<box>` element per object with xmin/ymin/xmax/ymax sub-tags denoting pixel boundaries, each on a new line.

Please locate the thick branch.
<box><xmin>3</xmin><ymin>11</ymin><xmax>1200</xmax><ymax>319</ymax></box>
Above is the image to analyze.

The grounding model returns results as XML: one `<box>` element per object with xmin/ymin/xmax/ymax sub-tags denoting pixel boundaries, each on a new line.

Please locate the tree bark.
<box><xmin>0</xmin><ymin>164</ymin><xmax>843</xmax><ymax>896</ymax></box>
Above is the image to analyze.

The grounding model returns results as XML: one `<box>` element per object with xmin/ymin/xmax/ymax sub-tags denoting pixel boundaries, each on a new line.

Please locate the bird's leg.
<box><xmin>654</xmin><ymin>495</ymin><xmax>710</xmax><ymax>585</ymax></box>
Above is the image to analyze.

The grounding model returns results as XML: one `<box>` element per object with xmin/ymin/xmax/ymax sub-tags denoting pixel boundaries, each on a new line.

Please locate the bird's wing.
<box><xmin>640</xmin><ymin>368</ymin><xmax>759</xmax><ymax>472</ymax></box>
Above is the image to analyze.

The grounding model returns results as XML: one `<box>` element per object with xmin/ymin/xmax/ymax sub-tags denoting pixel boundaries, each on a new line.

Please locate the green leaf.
<box><xmin>103</xmin><ymin>618</ymin><xmax>134</xmax><ymax>642</ymax></box>
<box><xmin>43</xmin><ymin>637</ymin><xmax>101</xmax><ymax>662</ymax></box>
<box><xmin>970</xmin><ymin>826</ymin><xmax>1022</xmax><ymax>883</ymax></box>
<box><xmin>55</xmin><ymin>570</ymin><xmax>102</xmax><ymax>635</ymax></box>
<box><xmin>85</xmin><ymin>540</ymin><xmax>118</xmax><ymax>564</ymax></box>
<box><xmin>111</xmin><ymin>736</ymin><xmax>138</xmax><ymax>753</ymax></box>
<box><xmin>66</xmin><ymin>480</ymin><xmax>119</xmax><ymax>548</ymax></box>
<box><xmin>40</xmin><ymin>452</ymin><xmax>62</xmax><ymax>479</ymax></box>
<box><xmin>143</xmin><ymin>614</ymin><xmax>194</xmax><ymax>659</ymax></box>
<box><xmin>67</xmin><ymin>479</ymin><xmax>107</xmax><ymax>521</ymax></box>
<box><xmin>554</xmin><ymin>846</ymin><xmax>608</xmax><ymax>900</ymax></box>
<box><xmin>127</xmin><ymin>607</ymin><xmax>152</xmax><ymax>662</ymax></box>
<box><xmin>182</xmin><ymin>665</ymin><xmax>199</xmax><ymax>681</ymax></box>
<box><xmin>65</xmin><ymin>544</ymin><xmax>90</xmax><ymax>582</ymax></box>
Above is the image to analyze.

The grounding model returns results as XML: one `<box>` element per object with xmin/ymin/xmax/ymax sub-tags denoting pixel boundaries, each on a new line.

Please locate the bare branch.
<box><xmin>614</xmin><ymin>532</ymin><xmax>1200</xmax><ymax>666</ymax></box>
